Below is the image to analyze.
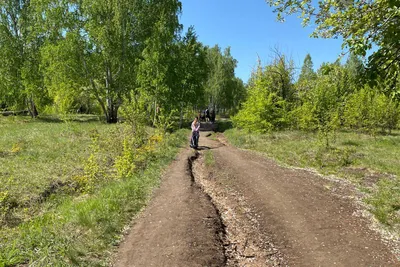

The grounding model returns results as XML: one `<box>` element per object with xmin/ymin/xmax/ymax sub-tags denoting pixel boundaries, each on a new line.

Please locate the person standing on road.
<box><xmin>211</xmin><ymin>109</ymin><xmax>216</xmax><ymax>123</ymax></box>
<box><xmin>190</xmin><ymin>116</ymin><xmax>200</xmax><ymax>149</ymax></box>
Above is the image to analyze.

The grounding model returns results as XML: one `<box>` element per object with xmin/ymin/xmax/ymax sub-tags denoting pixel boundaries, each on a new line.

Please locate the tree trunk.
<box><xmin>153</xmin><ymin>99</ymin><xmax>157</xmax><ymax>126</ymax></box>
<box><xmin>179</xmin><ymin>102</ymin><xmax>184</xmax><ymax>129</ymax></box>
<box><xmin>104</xmin><ymin>62</ymin><xmax>119</xmax><ymax>124</ymax></box>
<box><xmin>27</xmin><ymin>96</ymin><xmax>38</xmax><ymax>118</ymax></box>
<box><xmin>106</xmin><ymin>100</ymin><xmax>119</xmax><ymax>123</ymax></box>
<box><xmin>83</xmin><ymin>56</ymin><xmax>107</xmax><ymax>121</ymax></box>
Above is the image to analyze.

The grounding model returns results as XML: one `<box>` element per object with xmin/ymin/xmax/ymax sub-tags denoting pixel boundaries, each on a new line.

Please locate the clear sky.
<box><xmin>179</xmin><ymin>0</ymin><xmax>346</xmax><ymax>83</ymax></box>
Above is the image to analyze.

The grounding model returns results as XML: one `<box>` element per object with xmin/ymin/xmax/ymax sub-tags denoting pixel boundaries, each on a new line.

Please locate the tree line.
<box><xmin>234</xmin><ymin>51</ymin><xmax>400</xmax><ymax>144</ymax></box>
<box><xmin>0</xmin><ymin>0</ymin><xmax>246</xmax><ymax>124</ymax></box>
<box><xmin>233</xmin><ymin>0</ymin><xmax>400</xmax><ymax>142</ymax></box>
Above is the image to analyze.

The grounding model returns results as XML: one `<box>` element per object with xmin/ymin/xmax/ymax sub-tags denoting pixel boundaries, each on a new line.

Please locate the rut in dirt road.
<box><xmin>195</xmin><ymin>132</ymin><xmax>399</xmax><ymax>266</ymax></box>
<box><xmin>113</xmin><ymin>149</ymin><xmax>226</xmax><ymax>267</ymax></box>
<box><xmin>113</xmin><ymin>126</ymin><xmax>399</xmax><ymax>267</ymax></box>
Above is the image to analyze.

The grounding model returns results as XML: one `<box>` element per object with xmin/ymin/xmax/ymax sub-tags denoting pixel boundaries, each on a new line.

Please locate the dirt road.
<box><xmin>113</xmin><ymin>128</ymin><xmax>399</xmax><ymax>266</ymax></box>
<box><xmin>113</xmin><ymin>148</ymin><xmax>225</xmax><ymax>267</ymax></box>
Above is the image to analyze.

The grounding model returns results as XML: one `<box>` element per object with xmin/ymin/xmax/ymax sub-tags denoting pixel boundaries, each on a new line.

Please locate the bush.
<box><xmin>343</xmin><ymin>87</ymin><xmax>400</xmax><ymax>134</ymax></box>
<box><xmin>233</xmin><ymin>91</ymin><xmax>288</xmax><ymax>133</ymax></box>
<box><xmin>291</xmin><ymin>101</ymin><xmax>318</xmax><ymax>131</ymax></box>
<box><xmin>291</xmin><ymin>76</ymin><xmax>340</xmax><ymax>147</ymax></box>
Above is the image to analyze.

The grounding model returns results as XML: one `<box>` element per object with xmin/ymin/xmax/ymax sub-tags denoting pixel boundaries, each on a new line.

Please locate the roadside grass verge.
<box><xmin>0</xmin><ymin>115</ymin><xmax>188</xmax><ymax>266</ymax></box>
<box><xmin>224</xmin><ymin>127</ymin><xmax>400</xmax><ymax>227</ymax></box>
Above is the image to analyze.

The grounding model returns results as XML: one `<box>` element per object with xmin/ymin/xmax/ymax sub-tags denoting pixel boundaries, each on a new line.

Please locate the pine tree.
<box><xmin>298</xmin><ymin>53</ymin><xmax>316</xmax><ymax>83</ymax></box>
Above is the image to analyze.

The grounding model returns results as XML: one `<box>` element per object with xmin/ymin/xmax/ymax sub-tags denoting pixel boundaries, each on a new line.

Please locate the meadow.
<box><xmin>0</xmin><ymin>115</ymin><xmax>188</xmax><ymax>266</ymax></box>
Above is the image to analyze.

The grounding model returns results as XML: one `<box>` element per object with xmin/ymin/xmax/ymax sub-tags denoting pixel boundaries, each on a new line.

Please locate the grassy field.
<box><xmin>0</xmin><ymin>115</ymin><xmax>188</xmax><ymax>266</ymax></box>
<box><xmin>224</xmin><ymin>128</ymin><xmax>400</xmax><ymax>227</ymax></box>
<box><xmin>1</xmin><ymin>116</ymin><xmax>108</xmax><ymax>212</ymax></box>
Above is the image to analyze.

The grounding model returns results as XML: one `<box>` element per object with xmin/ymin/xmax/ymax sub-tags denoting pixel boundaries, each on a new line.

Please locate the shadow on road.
<box><xmin>195</xmin><ymin>146</ymin><xmax>211</xmax><ymax>151</ymax></box>
<box><xmin>214</xmin><ymin>120</ymin><xmax>233</xmax><ymax>133</ymax></box>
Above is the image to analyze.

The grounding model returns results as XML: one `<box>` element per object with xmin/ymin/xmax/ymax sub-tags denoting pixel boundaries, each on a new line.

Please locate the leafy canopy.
<box><xmin>266</xmin><ymin>0</ymin><xmax>400</xmax><ymax>96</ymax></box>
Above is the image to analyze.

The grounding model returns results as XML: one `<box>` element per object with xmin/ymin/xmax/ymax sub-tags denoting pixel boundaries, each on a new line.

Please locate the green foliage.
<box><xmin>114</xmin><ymin>123</ymin><xmax>163</xmax><ymax>179</ymax></box>
<box><xmin>345</xmin><ymin>53</ymin><xmax>365</xmax><ymax>89</ymax></box>
<box><xmin>343</xmin><ymin>87</ymin><xmax>400</xmax><ymax>135</ymax></box>
<box><xmin>266</xmin><ymin>0</ymin><xmax>400</xmax><ymax>96</ymax></box>
<box><xmin>0</xmin><ymin>0</ymin><xmax>244</xmax><ymax>126</ymax></box>
<box><xmin>174</xmin><ymin>27</ymin><xmax>208</xmax><ymax>109</ymax></box>
<box><xmin>0</xmin><ymin>0</ymin><xmax>45</xmax><ymax>114</ymax></box>
<box><xmin>154</xmin><ymin>109</ymin><xmax>179</xmax><ymax>133</ymax></box>
<box><xmin>204</xmin><ymin>45</ymin><xmax>246</xmax><ymax>112</ymax></box>
<box><xmin>40</xmin><ymin>31</ymin><xmax>87</xmax><ymax>115</ymax></box>
<box><xmin>216</xmin><ymin>120</ymin><xmax>233</xmax><ymax>133</ymax></box>
<box><xmin>311</xmin><ymin>76</ymin><xmax>341</xmax><ymax>147</ymax></box>
<box><xmin>298</xmin><ymin>53</ymin><xmax>316</xmax><ymax>83</ymax></box>
<box><xmin>38</xmin><ymin>0</ymin><xmax>153</xmax><ymax>122</ymax></box>
<box><xmin>290</xmin><ymin>60</ymin><xmax>376</xmax><ymax>146</ymax></box>
<box><xmin>233</xmin><ymin>56</ymin><xmax>292</xmax><ymax>132</ymax></box>
<box><xmin>234</xmin><ymin>91</ymin><xmax>287</xmax><ymax>133</ymax></box>
<box><xmin>234</xmin><ymin>47</ymin><xmax>399</xmax><ymax>154</ymax></box>
<box><xmin>183</xmin><ymin>107</ymin><xmax>199</xmax><ymax>124</ymax></box>
<box><xmin>291</xmin><ymin>101</ymin><xmax>317</xmax><ymax>130</ymax></box>
<box><xmin>266</xmin><ymin>50</ymin><xmax>296</xmax><ymax>101</ymax></box>
<box><xmin>31</xmin><ymin>0</ymin><xmax>200</xmax><ymax>123</ymax></box>
<box><xmin>119</xmin><ymin>94</ymin><xmax>148</xmax><ymax>129</ymax></box>
<box><xmin>135</xmin><ymin>14</ymin><xmax>211</xmax><ymax>127</ymax></box>
<box><xmin>72</xmin><ymin>130</ymin><xmax>105</xmax><ymax>192</ymax></box>
<box><xmin>136</xmin><ymin>1</ymin><xmax>182</xmax><ymax>113</ymax></box>
<box><xmin>114</xmin><ymin>134</ymin><xmax>143</xmax><ymax>180</ymax></box>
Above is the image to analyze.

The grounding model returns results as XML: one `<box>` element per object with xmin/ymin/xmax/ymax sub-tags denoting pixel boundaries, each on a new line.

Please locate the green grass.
<box><xmin>0</xmin><ymin>116</ymin><xmax>114</xmax><ymax>222</ymax></box>
<box><xmin>0</xmin><ymin>115</ymin><xmax>188</xmax><ymax>266</ymax></box>
<box><xmin>365</xmin><ymin>178</ymin><xmax>400</xmax><ymax>227</ymax></box>
<box><xmin>225</xmin><ymin>129</ymin><xmax>400</xmax><ymax>178</ymax></box>
<box><xmin>204</xmin><ymin>150</ymin><xmax>215</xmax><ymax>167</ymax></box>
<box><xmin>224</xmin><ymin>128</ymin><xmax>400</xmax><ymax>227</ymax></box>
<box><xmin>0</xmin><ymin>116</ymin><xmax>116</xmax><ymax>230</ymax></box>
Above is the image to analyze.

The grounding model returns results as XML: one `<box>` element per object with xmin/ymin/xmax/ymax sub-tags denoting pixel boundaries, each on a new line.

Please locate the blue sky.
<box><xmin>180</xmin><ymin>0</ymin><xmax>346</xmax><ymax>83</ymax></box>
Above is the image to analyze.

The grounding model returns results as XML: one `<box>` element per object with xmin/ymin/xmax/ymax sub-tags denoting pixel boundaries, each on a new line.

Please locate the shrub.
<box><xmin>291</xmin><ymin>76</ymin><xmax>340</xmax><ymax>147</ymax></box>
<box><xmin>343</xmin><ymin>87</ymin><xmax>400</xmax><ymax>134</ymax></box>
<box><xmin>233</xmin><ymin>91</ymin><xmax>288</xmax><ymax>133</ymax></box>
